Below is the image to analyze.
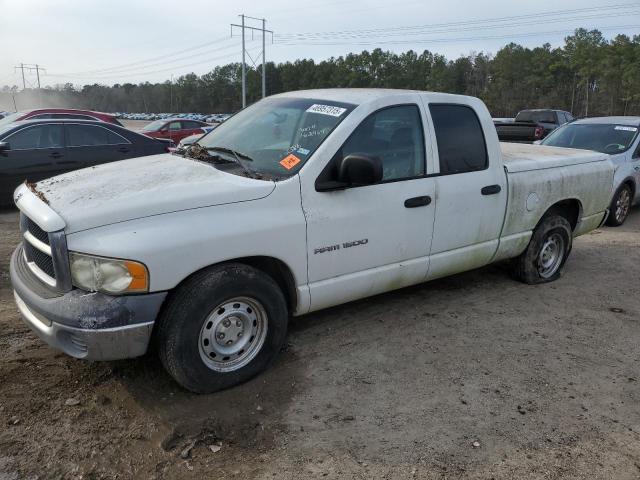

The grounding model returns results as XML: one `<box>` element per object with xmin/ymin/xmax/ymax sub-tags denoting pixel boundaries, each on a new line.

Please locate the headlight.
<box><xmin>69</xmin><ymin>252</ymin><xmax>149</xmax><ymax>294</ymax></box>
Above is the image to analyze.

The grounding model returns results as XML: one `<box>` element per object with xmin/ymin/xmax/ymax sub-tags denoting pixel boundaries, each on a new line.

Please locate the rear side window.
<box><xmin>182</xmin><ymin>121</ymin><xmax>203</xmax><ymax>129</ymax></box>
<box><xmin>67</xmin><ymin>124</ymin><xmax>127</xmax><ymax>146</ymax></box>
<box><xmin>429</xmin><ymin>104</ymin><xmax>487</xmax><ymax>174</ymax></box>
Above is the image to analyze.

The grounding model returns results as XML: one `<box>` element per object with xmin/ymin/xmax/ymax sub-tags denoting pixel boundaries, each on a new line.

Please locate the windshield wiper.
<box><xmin>196</xmin><ymin>145</ymin><xmax>260</xmax><ymax>179</ymax></box>
<box><xmin>206</xmin><ymin>146</ymin><xmax>254</xmax><ymax>162</ymax></box>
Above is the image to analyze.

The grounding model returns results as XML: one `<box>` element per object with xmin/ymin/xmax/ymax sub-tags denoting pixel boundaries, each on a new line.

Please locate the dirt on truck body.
<box><xmin>1</xmin><ymin>206</ymin><xmax>640</xmax><ymax>479</ymax></box>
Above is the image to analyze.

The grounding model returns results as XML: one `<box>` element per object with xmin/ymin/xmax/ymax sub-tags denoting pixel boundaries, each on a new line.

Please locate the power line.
<box><xmin>273</xmin><ymin>24</ymin><xmax>640</xmax><ymax>47</ymax></box>
<box><xmin>275</xmin><ymin>10</ymin><xmax>640</xmax><ymax>41</ymax></box>
<box><xmin>275</xmin><ymin>3</ymin><xmax>640</xmax><ymax>39</ymax></box>
<box><xmin>47</xmin><ymin>47</ymin><xmax>262</xmax><ymax>81</ymax></box>
<box><xmin>54</xmin><ymin>39</ymin><xmax>243</xmax><ymax>77</ymax></box>
<box><xmin>60</xmin><ymin>35</ymin><xmax>235</xmax><ymax>76</ymax></box>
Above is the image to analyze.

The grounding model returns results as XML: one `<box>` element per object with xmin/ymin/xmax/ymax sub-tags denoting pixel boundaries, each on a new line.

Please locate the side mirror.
<box><xmin>315</xmin><ymin>153</ymin><xmax>383</xmax><ymax>192</ymax></box>
<box><xmin>0</xmin><ymin>141</ymin><xmax>9</xmax><ymax>153</ymax></box>
<box><xmin>339</xmin><ymin>153</ymin><xmax>383</xmax><ymax>186</ymax></box>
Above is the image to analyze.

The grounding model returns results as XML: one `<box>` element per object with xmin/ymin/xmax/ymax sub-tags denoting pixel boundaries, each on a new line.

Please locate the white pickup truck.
<box><xmin>10</xmin><ymin>89</ymin><xmax>613</xmax><ymax>393</ymax></box>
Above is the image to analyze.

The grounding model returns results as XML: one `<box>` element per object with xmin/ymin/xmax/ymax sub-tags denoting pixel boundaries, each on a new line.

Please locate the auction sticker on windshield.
<box><xmin>306</xmin><ymin>104</ymin><xmax>347</xmax><ymax>117</ymax></box>
<box><xmin>280</xmin><ymin>153</ymin><xmax>302</xmax><ymax>170</ymax></box>
<box><xmin>614</xmin><ymin>126</ymin><xmax>638</xmax><ymax>132</ymax></box>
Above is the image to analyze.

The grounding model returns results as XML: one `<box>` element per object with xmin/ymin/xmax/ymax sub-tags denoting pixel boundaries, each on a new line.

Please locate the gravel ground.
<box><xmin>0</xmin><ymin>206</ymin><xmax>639</xmax><ymax>479</ymax></box>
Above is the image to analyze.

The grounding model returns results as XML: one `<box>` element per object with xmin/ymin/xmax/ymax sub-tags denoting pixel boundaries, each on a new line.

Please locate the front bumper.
<box><xmin>10</xmin><ymin>247</ymin><xmax>167</xmax><ymax>361</ymax></box>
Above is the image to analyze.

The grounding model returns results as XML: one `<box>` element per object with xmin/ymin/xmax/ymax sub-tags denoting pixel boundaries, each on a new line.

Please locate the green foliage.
<box><xmin>2</xmin><ymin>29</ymin><xmax>639</xmax><ymax>116</ymax></box>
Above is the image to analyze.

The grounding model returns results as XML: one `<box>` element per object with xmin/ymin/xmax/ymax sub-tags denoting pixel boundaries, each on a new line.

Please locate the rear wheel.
<box><xmin>606</xmin><ymin>184</ymin><xmax>632</xmax><ymax>227</ymax></box>
<box><xmin>156</xmin><ymin>263</ymin><xmax>288</xmax><ymax>393</ymax></box>
<box><xmin>511</xmin><ymin>215</ymin><xmax>572</xmax><ymax>284</ymax></box>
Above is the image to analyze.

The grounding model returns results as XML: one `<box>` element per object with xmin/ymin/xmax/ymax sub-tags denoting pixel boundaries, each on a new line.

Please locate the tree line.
<box><xmin>1</xmin><ymin>29</ymin><xmax>639</xmax><ymax>118</ymax></box>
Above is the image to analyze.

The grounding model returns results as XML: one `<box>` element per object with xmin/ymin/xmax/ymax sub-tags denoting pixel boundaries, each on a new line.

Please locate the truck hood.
<box><xmin>29</xmin><ymin>154</ymin><xmax>276</xmax><ymax>233</ymax></box>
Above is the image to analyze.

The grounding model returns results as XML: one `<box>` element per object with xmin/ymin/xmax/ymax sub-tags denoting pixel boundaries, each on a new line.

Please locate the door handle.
<box><xmin>404</xmin><ymin>196</ymin><xmax>432</xmax><ymax>208</ymax></box>
<box><xmin>118</xmin><ymin>147</ymin><xmax>130</xmax><ymax>153</ymax></box>
<box><xmin>481</xmin><ymin>185</ymin><xmax>501</xmax><ymax>195</ymax></box>
<box><xmin>49</xmin><ymin>152</ymin><xmax>62</xmax><ymax>159</ymax></box>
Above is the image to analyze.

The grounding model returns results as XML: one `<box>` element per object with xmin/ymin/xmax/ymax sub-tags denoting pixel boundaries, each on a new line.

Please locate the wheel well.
<box><xmin>544</xmin><ymin>199</ymin><xmax>582</xmax><ymax>231</ymax></box>
<box><xmin>221</xmin><ymin>256</ymin><xmax>298</xmax><ymax>312</ymax></box>
<box><xmin>621</xmin><ymin>178</ymin><xmax>636</xmax><ymax>198</ymax></box>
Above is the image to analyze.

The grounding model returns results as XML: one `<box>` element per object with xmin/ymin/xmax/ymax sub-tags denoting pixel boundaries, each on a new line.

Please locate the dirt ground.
<box><xmin>1</xmin><ymin>206</ymin><xmax>639</xmax><ymax>480</ymax></box>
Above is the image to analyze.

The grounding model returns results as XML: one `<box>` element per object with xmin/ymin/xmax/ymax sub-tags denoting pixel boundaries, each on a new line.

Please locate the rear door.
<box><xmin>0</xmin><ymin>123</ymin><xmax>66</xmax><ymax>198</ymax></box>
<box><xmin>65</xmin><ymin>123</ymin><xmax>134</xmax><ymax>168</ymax></box>
<box><xmin>166</xmin><ymin>120</ymin><xmax>184</xmax><ymax>143</ymax></box>
<box><xmin>424</xmin><ymin>101</ymin><xmax>507</xmax><ymax>280</ymax></box>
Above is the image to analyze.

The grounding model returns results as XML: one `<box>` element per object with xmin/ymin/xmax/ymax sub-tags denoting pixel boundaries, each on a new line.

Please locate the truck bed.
<box><xmin>500</xmin><ymin>142</ymin><xmax>608</xmax><ymax>173</ymax></box>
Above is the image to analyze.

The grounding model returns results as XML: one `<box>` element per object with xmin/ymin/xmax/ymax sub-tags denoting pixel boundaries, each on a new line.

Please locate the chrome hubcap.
<box><xmin>199</xmin><ymin>297</ymin><xmax>268</xmax><ymax>372</ymax></box>
<box><xmin>615</xmin><ymin>189</ymin><xmax>630</xmax><ymax>223</ymax></box>
<box><xmin>537</xmin><ymin>232</ymin><xmax>565</xmax><ymax>278</ymax></box>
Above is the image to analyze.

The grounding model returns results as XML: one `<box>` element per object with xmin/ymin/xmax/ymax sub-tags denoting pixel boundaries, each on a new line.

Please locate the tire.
<box><xmin>511</xmin><ymin>214</ymin><xmax>572</xmax><ymax>284</ymax></box>
<box><xmin>606</xmin><ymin>184</ymin><xmax>632</xmax><ymax>227</ymax></box>
<box><xmin>156</xmin><ymin>263</ymin><xmax>288</xmax><ymax>393</ymax></box>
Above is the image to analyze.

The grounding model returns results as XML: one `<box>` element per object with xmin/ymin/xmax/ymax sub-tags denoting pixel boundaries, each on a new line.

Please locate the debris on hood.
<box><xmin>25</xmin><ymin>180</ymin><xmax>49</xmax><ymax>205</ymax></box>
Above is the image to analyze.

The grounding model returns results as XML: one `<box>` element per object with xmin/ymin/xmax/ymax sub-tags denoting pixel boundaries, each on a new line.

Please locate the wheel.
<box><xmin>511</xmin><ymin>215</ymin><xmax>572</xmax><ymax>284</ymax></box>
<box><xmin>606</xmin><ymin>184</ymin><xmax>632</xmax><ymax>227</ymax></box>
<box><xmin>156</xmin><ymin>263</ymin><xmax>288</xmax><ymax>393</ymax></box>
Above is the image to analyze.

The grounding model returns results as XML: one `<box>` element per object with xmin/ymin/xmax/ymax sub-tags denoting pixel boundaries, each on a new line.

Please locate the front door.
<box><xmin>302</xmin><ymin>102</ymin><xmax>437</xmax><ymax>312</ymax></box>
<box><xmin>0</xmin><ymin>123</ymin><xmax>66</xmax><ymax>200</ymax></box>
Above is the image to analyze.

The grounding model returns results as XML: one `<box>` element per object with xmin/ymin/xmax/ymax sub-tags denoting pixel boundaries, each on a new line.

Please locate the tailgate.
<box><xmin>495</xmin><ymin>122</ymin><xmax>537</xmax><ymax>142</ymax></box>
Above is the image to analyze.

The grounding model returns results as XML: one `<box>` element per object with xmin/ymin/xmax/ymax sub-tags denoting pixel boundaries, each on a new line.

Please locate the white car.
<box><xmin>10</xmin><ymin>89</ymin><xmax>613</xmax><ymax>393</ymax></box>
<box><xmin>541</xmin><ymin>116</ymin><xmax>640</xmax><ymax>226</ymax></box>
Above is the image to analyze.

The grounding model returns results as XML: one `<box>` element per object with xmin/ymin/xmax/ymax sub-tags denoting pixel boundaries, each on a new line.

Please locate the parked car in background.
<box><xmin>139</xmin><ymin>118</ymin><xmax>208</xmax><ymax>144</ymax></box>
<box><xmin>540</xmin><ymin>116</ymin><xmax>640</xmax><ymax>226</ymax></box>
<box><xmin>172</xmin><ymin>125</ymin><xmax>217</xmax><ymax>154</ymax></box>
<box><xmin>495</xmin><ymin>109</ymin><xmax>573</xmax><ymax>143</ymax></box>
<box><xmin>9</xmin><ymin>89</ymin><xmax>613</xmax><ymax>393</ymax></box>
<box><xmin>0</xmin><ymin>108</ymin><xmax>123</xmax><ymax>128</ymax></box>
<box><xmin>0</xmin><ymin>119</ymin><xmax>169</xmax><ymax>204</ymax></box>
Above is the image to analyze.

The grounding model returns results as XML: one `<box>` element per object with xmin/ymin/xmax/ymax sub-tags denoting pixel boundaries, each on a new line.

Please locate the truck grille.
<box><xmin>24</xmin><ymin>241</ymin><xmax>56</xmax><ymax>278</ymax></box>
<box><xmin>25</xmin><ymin>216</ymin><xmax>50</xmax><ymax>246</ymax></box>
<box><xmin>19</xmin><ymin>213</ymin><xmax>71</xmax><ymax>291</ymax></box>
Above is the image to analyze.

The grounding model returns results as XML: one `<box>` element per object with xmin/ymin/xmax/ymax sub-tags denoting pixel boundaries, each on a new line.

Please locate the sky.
<box><xmin>0</xmin><ymin>0</ymin><xmax>638</xmax><ymax>88</ymax></box>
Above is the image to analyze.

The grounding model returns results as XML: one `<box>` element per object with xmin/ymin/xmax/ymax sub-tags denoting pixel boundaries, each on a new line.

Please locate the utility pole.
<box><xmin>241</xmin><ymin>14</ymin><xmax>246</xmax><ymax>108</ymax></box>
<box><xmin>262</xmin><ymin>18</ymin><xmax>266</xmax><ymax>99</ymax></box>
<box><xmin>16</xmin><ymin>63</ymin><xmax>25</xmax><ymax>89</ymax></box>
<box><xmin>231</xmin><ymin>15</ymin><xmax>273</xmax><ymax>109</ymax></box>
<box><xmin>13</xmin><ymin>63</ymin><xmax>46</xmax><ymax>90</ymax></box>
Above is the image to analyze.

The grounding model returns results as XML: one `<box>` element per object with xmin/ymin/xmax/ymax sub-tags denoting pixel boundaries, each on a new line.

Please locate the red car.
<box><xmin>0</xmin><ymin>108</ymin><xmax>122</xmax><ymax>126</ymax></box>
<box><xmin>140</xmin><ymin>118</ymin><xmax>208</xmax><ymax>143</ymax></box>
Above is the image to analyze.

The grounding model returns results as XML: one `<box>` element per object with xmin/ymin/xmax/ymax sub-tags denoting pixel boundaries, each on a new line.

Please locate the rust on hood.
<box><xmin>25</xmin><ymin>180</ymin><xmax>50</xmax><ymax>205</ymax></box>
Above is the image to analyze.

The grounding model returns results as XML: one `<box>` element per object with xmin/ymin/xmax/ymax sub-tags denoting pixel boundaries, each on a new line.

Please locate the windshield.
<box><xmin>0</xmin><ymin>112</ymin><xmax>24</xmax><ymax>128</ymax></box>
<box><xmin>196</xmin><ymin>97</ymin><xmax>355</xmax><ymax>178</ymax></box>
<box><xmin>516</xmin><ymin>111</ymin><xmax>555</xmax><ymax>123</ymax></box>
<box><xmin>141</xmin><ymin>120</ymin><xmax>167</xmax><ymax>132</ymax></box>
<box><xmin>541</xmin><ymin>123</ymin><xmax>639</xmax><ymax>154</ymax></box>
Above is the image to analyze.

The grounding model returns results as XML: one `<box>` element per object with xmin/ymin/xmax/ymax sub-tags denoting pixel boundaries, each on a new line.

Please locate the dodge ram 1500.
<box><xmin>10</xmin><ymin>89</ymin><xmax>614</xmax><ymax>393</ymax></box>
